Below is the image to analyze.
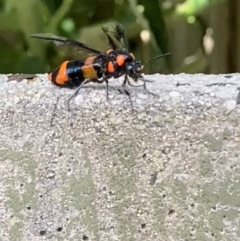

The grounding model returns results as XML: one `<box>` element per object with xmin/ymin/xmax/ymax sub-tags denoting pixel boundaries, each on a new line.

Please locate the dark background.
<box><xmin>0</xmin><ymin>0</ymin><xmax>238</xmax><ymax>75</ymax></box>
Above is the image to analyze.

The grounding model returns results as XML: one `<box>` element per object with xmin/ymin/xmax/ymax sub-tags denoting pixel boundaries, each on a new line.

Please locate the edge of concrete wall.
<box><xmin>0</xmin><ymin>73</ymin><xmax>240</xmax><ymax>241</ymax></box>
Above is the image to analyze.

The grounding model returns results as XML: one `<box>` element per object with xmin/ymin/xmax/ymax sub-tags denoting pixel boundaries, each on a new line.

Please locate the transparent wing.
<box><xmin>101</xmin><ymin>22</ymin><xmax>128</xmax><ymax>52</ymax></box>
<box><xmin>29</xmin><ymin>33</ymin><xmax>104</xmax><ymax>56</ymax></box>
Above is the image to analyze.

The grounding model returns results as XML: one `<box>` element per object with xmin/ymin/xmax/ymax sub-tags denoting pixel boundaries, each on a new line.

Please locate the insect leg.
<box><xmin>84</xmin><ymin>77</ymin><xmax>109</xmax><ymax>101</ymax></box>
<box><xmin>50</xmin><ymin>96</ymin><xmax>60</xmax><ymax>126</ymax></box>
<box><xmin>67</xmin><ymin>78</ymin><xmax>89</xmax><ymax>109</ymax></box>
<box><xmin>128</xmin><ymin>82</ymin><xmax>143</xmax><ymax>88</ymax></box>
<box><xmin>125</xmin><ymin>77</ymin><xmax>154</xmax><ymax>88</ymax></box>
<box><xmin>122</xmin><ymin>75</ymin><xmax>133</xmax><ymax>111</ymax></box>
<box><xmin>141</xmin><ymin>77</ymin><xmax>158</xmax><ymax>96</ymax></box>
<box><xmin>105</xmin><ymin>79</ymin><xmax>109</xmax><ymax>101</ymax></box>
<box><xmin>90</xmin><ymin>77</ymin><xmax>110</xmax><ymax>102</ymax></box>
<box><xmin>67</xmin><ymin>78</ymin><xmax>101</xmax><ymax>110</ymax></box>
<box><xmin>67</xmin><ymin>78</ymin><xmax>107</xmax><ymax>110</ymax></box>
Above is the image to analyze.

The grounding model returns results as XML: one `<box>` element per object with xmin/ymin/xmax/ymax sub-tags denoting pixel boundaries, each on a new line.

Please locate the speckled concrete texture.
<box><xmin>1</xmin><ymin>73</ymin><xmax>240</xmax><ymax>241</ymax></box>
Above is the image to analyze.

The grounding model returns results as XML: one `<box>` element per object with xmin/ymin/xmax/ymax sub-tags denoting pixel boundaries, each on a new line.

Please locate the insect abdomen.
<box><xmin>49</xmin><ymin>59</ymin><xmax>103</xmax><ymax>88</ymax></box>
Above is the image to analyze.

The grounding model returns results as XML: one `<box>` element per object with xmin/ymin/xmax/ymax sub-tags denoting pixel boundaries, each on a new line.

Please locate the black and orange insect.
<box><xmin>101</xmin><ymin>24</ymin><xmax>169</xmax><ymax>101</ymax></box>
<box><xmin>30</xmin><ymin>23</ymin><xmax>170</xmax><ymax>109</ymax></box>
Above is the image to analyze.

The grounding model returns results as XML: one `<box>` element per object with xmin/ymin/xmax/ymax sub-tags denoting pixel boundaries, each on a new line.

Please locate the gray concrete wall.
<box><xmin>0</xmin><ymin>73</ymin><xmax>240</xmax><ymax>241</ymax></box>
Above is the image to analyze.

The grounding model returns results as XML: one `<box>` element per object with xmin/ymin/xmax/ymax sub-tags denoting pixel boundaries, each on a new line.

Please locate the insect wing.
<box><xmin>29</xmin><ymin>33</ymin><xmax>103</xmax><ymax>55</ymax></box>
<box><xmin>102</xmin><ymin>26</ymin><xmax>121</xmax><ymax>50</ymax></box>
<box><xmin>101</xmin><ymin>22</ymin><xmax>128</xmax><ymax>52</ymax></box>
<box><xmin>114</xmin><ymin>22</ymin><xmax>128</xmax><ymax>51</ymax></box>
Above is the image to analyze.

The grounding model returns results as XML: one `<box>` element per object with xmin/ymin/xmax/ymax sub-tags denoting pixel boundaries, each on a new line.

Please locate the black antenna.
<box><xmin>143</xmin><ymin>53</ymin><xmax>170</xmax><ymax>69</ymax></box>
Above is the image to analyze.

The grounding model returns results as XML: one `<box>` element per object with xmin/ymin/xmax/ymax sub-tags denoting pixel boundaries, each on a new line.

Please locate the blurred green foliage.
<box><xmin>0</xmin><ymin>0</ymin><xmax>226</xmax><ymax>74</ymax></box>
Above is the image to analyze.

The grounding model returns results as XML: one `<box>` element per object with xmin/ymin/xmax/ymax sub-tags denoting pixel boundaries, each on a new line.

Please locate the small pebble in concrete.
<box><xmin>134</xmin><ymin>124</ymin><xmax>146</xmax><ymax>130</ymax></box>
<box><xmin>223</xmin><ymin>125</ymin><xmax>234</xmax><ymax>138</ymax></box>
<box><xmin>109</xmin><ymin>116</ymin><xmax>123</xmax><ymax>125</ymax></box>
<box><xmin>153</xmin><ymin>150</ymin><xmax>161</xmax><ymax>158</ymax></box>
<box><xmin>137</xmin><ymin>93</ymin><xmax>149</xmax><ymax>99</ymax></box>
<box><xmin>224</xmin><ymin>100</ymin><xmax>236</xmax><ymax>114</ymax></box>
<box><xmin>236</xmin><ymin>87</ymin><xmax>240</xmax><ymax>105</ymax></box>
<box><xmin>74</xmin><ymin>95</ymin><xmax>84</xmax><ymax>105</ymax></box>
<box><xmin>46</xmin><ymin>170</ymin><xmax>55</xmax><ymax>179</ymax></box>
<box><xmin>135</xmin><ymin>99</ymin><xmax>143</xmax><ymax>105</ymax></box>
<box><xmin>93</xmin><ymin>97</ymin><xmax>101</xmax><ymax>104</ymax></box>
<box><xmin>169</xmin><ymin>91</ymin><xmax>180</xmax><ymax>98</ymax></box>
<box><xmin>150</xmin><ymin>172</ymin><xmax>158</xmax><ymax>185</ymax></box>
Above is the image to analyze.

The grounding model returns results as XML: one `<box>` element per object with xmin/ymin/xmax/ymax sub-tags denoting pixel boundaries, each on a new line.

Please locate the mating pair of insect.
<box><xmin>30</xmin><ymin>22</ymin><xmax>170</xmax><ymax>110</ymax></box>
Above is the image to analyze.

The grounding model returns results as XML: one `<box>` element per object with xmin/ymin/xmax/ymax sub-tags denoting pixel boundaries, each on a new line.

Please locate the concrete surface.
<box><xmin>1</xmin><ymin>73</ymin><xmax>240</xmax><ymax>241</ymax></box>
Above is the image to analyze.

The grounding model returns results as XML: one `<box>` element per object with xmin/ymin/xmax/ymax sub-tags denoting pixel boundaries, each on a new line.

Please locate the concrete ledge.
<box><xmin>1</xmin><ymin>73</ymin><xmax>240</xmax><ymax>240</ymax></box>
